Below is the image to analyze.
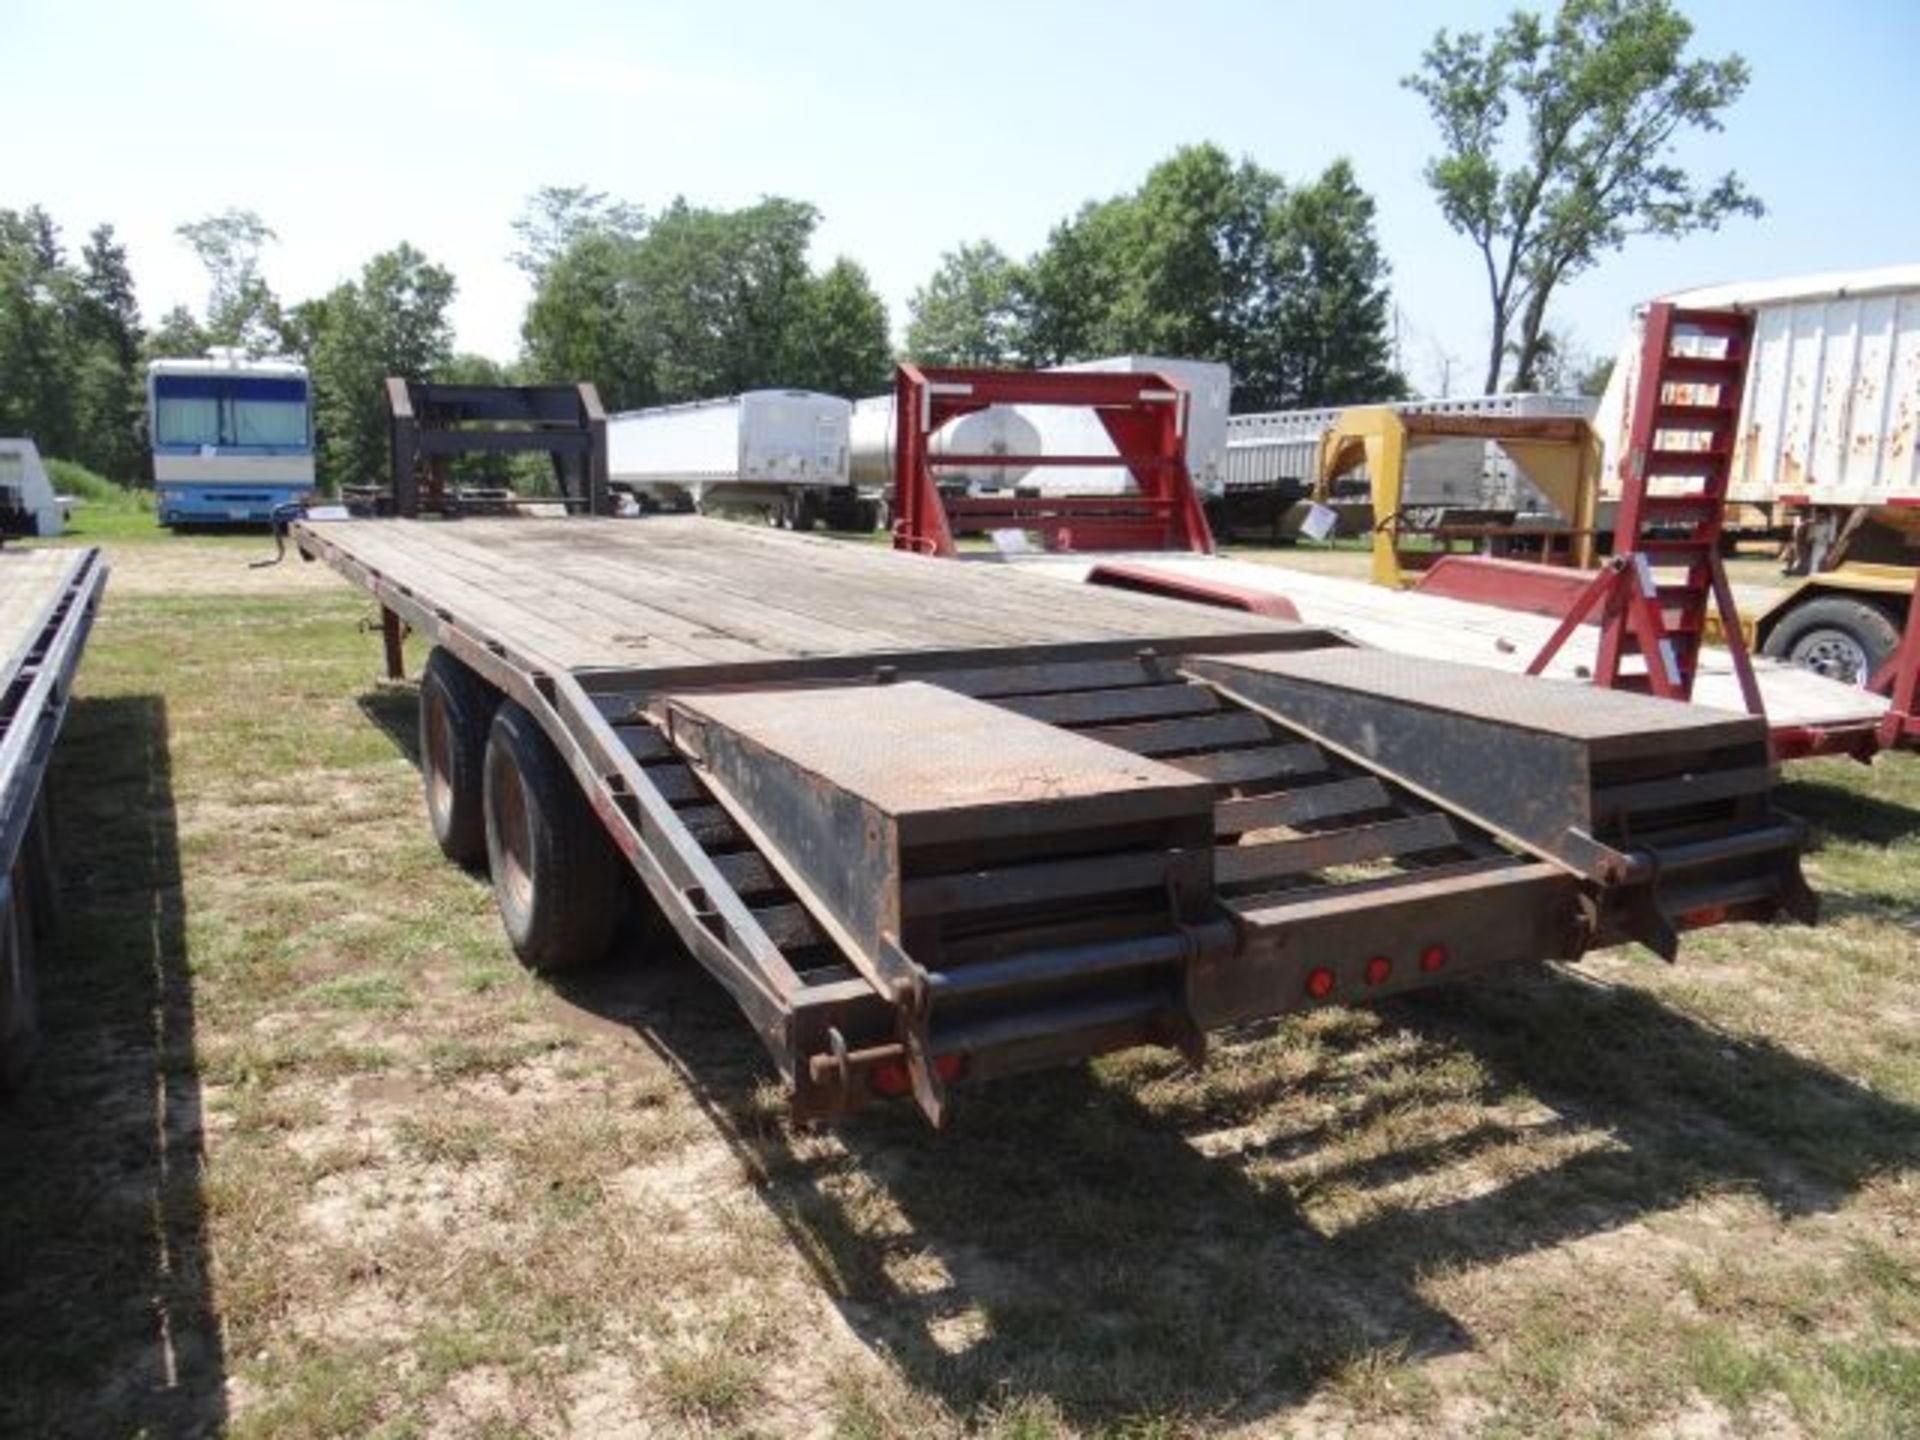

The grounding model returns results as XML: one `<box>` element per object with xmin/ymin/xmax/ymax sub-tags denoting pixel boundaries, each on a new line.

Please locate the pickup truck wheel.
<box><xmin>420</xmin><ymin>649</ymin><xmax>498</xmax><ymax>867</ymax></box>
<box><xmin>0</xmin><ymin>886</ymin><xmax>38</xmax><ymax>1094</ymax></box>
<box><xmin>483</xmin><ymin>701</ymin><xmax>624</xmax><ymax>972</ymax></box>
<box><xmin>1761</xmin><ymin>597</ymin><xmax>1899</xmax><ymax>688</ymax></box>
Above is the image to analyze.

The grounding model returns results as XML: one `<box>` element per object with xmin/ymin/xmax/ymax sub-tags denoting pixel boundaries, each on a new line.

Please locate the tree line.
<box><xmin>901</xmin><ymin>146</ymin><xmax>1405</xmax><ymax>413</ymax></box>
<box><xmin>0</xmin><ymin>205</ymin><xmax>464</xmax><ymax>494</ymax></box>
<box><xmin>0</xmin><ymin>0</ymin><xmax>1757</xmax><ymax>492</ymax></box>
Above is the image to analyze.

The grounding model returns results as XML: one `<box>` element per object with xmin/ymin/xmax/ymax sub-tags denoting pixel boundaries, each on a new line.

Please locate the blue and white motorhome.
<box><xmin>146</xmin><ymin>352</ymin><xmax>315</xmax><ymax>525</ymax></box>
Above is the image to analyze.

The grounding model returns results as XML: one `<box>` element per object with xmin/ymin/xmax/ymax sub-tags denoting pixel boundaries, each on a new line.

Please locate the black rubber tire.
<box><xmin>419</xmin><ymin>648</ymin><xmax>499</xmax><ymax>867</ymax></box>
<box><xmin>0</xmin><ymin>884</ymin><xmax>38</xmax><ymax>1095</ymax></box>
<box><xmin>482</xmin><ymin>701</ymin><xmax>625</xmax><ymax>972</ymax></box>
<box><xmin>791</xmin><ymin>494</ymin><xmax>817</xmax><ymax>533</ymax></box>
<box><xmin>1760</xmin><ymin>595</ymin><xmax>1901</xmax><ymax>688</ymax></box>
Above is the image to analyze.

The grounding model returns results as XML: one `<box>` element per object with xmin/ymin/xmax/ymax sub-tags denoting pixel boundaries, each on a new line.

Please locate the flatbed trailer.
<box><xmin>294</xmin><ymin>515</ymin><xmax>1813</xmax><ymax>1125</ymax></box>
<box><xmin>0</xmin><ymin>547</ymin><xmax>106</xmax><ymax>1087</ymax></box>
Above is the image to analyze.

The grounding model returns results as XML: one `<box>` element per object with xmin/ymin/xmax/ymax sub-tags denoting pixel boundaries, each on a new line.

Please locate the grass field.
<box><xmin>1</xmin><ymin>531</ymin><xmax>1916</xmax><ymax>1438</ymax></box>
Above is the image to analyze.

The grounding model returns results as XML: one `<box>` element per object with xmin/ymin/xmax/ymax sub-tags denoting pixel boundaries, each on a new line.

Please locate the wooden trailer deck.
<box><xmin>295</xmin><ymin>516</ymin><xmax>1814</xmax><ymax>1123</ymax></box>
<box><xmin>296</xmin><ymin>516</ymin><xmax>1322</xmax><ymax>678</ymax></box>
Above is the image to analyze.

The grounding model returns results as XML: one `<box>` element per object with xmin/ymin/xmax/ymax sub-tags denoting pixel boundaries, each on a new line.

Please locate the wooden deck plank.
<box><xmin>310</xmin><ymin>526</ymin><xmax>648</xmax><ymax>670</ymax></box>
<box><xmin>346</xmin><ymin>524</ymin><xmax>769</xmax><ymax>666</ymax></box>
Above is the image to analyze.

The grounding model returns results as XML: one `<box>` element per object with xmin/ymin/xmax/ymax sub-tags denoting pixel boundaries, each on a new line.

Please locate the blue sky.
<box><xmin>4</xmin><ymin>0</ymin><xmax>1913</xmax><ymax>395</ymax></box>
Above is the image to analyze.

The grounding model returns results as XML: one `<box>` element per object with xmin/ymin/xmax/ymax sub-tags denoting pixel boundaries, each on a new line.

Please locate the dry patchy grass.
<box><xmin>0</xmin><ymin>535</ymin><xmax>1915</xmax><ymax>1438</ymax></box>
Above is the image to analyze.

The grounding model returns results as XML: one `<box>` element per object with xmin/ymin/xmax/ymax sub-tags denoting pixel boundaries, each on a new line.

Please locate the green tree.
<box><xmin>0</xmin><ymin>206</ymin><xmax>79</xmax><ymax>457</ymax></box>
<box><xmin>70</xmin><ymin>225</ymin><xmax>147</xmax><ymax>481</ymax></box>
<box><xmin>905</xmin><ymin>240</ymin><xmax>1022</xmax><ymax>366</ymax></box>
<box><xmin>520</xmin><ymin>230</ymin><xmax>657</xmax><ymax>409</ymax></box>
<box><xmin>1012</xmin><ymin>201</ymin><xmax>1127</xmax><ymax>366</ymax></box>
<box><xmin>510</xmin><ymin>185</ymin><xmax>645</xmax><ymax>279</ymax></box>
<box><xmin>1405</xmin><ymin>0</ymin><xmax>1762</xmax><ymax>392</ymax></box>
<box><xmin>786</xmin><ymin>257</ymin><xmax>891</xmax><ymax>396</ymax></box>
<box><xmin>1269</xmin><ymin>161</ymin><xmax>1406</xmax><ymax>408</ymax></box>
<box><xmin>1107</xmin><ymin>145</ymin><xmax>1280</xmax><ymax>366</ymax></box>
<box><xmin>1002</xmin><ymin>144</ymin><xmax>1404</xmax><ymax>410</ymax></box>
<box><xmin>521</xmin><ymin>195</ymin><xmax>867</xmax><ymax>406</ymax></box>
<box><xmin>634</xmin><ymin>198</ymin><xmax>819</xmax><ymax>398</ymax></box>
<box><xmin>176</xmin><ymin>208</ymin><xmax>284</xmax><ymax>354</ymax></box>
<box><xmin>147</xmin><ymin>304</ymin><xmax>211</xmax><ymax>362</ymax></box>
<box><xmin>308</xmin><ymin>243</ymin><xmax>456</xmax><ymax>491</ymax></box>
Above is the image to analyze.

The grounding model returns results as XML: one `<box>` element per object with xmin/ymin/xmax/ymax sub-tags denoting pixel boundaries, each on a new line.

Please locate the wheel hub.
<box><xmin>490</xmin><ymin>750</ymin><xmax>535</xmax><ymax>912</ymax></box>
<box><xmin>1789</xmin><ymin>628</ymin><xmax>1870</xmax><ymax>687</ymax></box>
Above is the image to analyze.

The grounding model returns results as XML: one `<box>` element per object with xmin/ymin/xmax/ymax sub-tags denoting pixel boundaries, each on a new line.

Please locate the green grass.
<box><xmin>0</xmin><ymin>535</ymin><xmax>1916</xmax><ymax>1437</ymax></box>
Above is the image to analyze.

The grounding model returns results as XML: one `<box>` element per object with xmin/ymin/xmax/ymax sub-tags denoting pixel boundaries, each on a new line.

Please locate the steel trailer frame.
<box><xmin>368</xmin><ymin>379</ymin><xmax>611</xmax><ymax>519</ymax></box>
<box><xmin>295</xmin><ymin>516</ymin><xmax>1812</xmax><ymax>1127</ymax></box>
<box><xmin>890</xmin><ymin>365</ymin><xmax>1216</xmax><ymax>558</ymax></box>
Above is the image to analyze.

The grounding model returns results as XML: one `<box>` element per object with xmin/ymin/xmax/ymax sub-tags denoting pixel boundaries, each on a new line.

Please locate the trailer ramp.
<box><xmin>606</xmin><ymin>651</ymin><xmax>1570</xmax><ymax>1120</ymax></box>
<box><xmin>1183</xmin><ymin>649</ymin><xmax>1813</xmax><ymax>958</ymax></box>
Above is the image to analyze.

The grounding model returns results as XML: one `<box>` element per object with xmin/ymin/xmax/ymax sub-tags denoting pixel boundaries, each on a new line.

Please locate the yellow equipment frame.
<box><xmin>1315</xmin><ymin>408</ymin><xmax>1603</xmax><ymax>588</ymax></box>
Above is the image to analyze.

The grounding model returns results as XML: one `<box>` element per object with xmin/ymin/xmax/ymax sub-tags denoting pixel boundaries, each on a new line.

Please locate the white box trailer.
<box><xmin>1593</xmin><ymin>264</ymin><xmax>1920</xmax><ymax>512</ymax></box>
<box><xmin>607</xmin><ymin>390</ymin><xmax>867</xmax><ymax>529</ymax></box>
<box><xmin>0</xmin><ymin>439</ymin><xmax>65</xmax><ymax>539</ymax></box>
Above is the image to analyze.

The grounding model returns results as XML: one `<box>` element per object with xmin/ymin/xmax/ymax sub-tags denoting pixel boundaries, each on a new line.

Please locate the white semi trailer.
<box><xmin>607</xmin><ymin>390</ymin><xmax>871</xmax><ymax>531</ymax></box>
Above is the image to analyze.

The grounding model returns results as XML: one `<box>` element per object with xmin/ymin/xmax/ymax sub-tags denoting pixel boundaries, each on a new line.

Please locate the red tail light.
<box><xmin>869</xmin><ymin>1053</ymin><xmax>966</xmax><ymax>1097</ymax></box>
<box><xmin>1364</xmin><ymin>956</ymin><xmax>1392</xmax><ymax>986</ymax></box>
<box><xmin>1306</xmin><ymin>966</ymin><xmax>1336</xmax><ymax>1000</ymax></box>
<box><xmin>1419</xmin><ymin>944</ymin><xmax>1448</xmax><ymax>974</ymax></box>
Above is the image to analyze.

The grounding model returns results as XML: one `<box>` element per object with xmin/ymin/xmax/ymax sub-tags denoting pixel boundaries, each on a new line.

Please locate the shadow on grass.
<box><xmin>553</xmin><ymin>932</ymin><xmax>1920</xmax><ymax>1429</ymax></box>
<box><xmin>357</xmin><ymin>683</ymin><xmax>422</xmax><ymax>769</ymax></box>
<box><xmin>1781</xmin><ymin>773</ymin><xmax>1920</xmax><ymax>849</ymax></box>
<box><xmin>0</xmin><ymin>696</ymin><xmax>226</xmax><ymax>1437</ymax></box>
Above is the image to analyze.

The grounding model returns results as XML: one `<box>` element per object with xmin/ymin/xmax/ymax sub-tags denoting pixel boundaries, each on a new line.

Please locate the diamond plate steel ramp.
<box><xmin>1182</xmin><ymin>648</ymin><xmax>1810</xmax><ymax>953</ymax></box>
<box><xmin>664</xmin><ymin>681</ymin><xmax>1221</xmax><ymax>1115</ymax></box>
<box><xmin>672</xmin><ymin>675</ymin><xmax>1213</xmax><ymax>960</ymax></box>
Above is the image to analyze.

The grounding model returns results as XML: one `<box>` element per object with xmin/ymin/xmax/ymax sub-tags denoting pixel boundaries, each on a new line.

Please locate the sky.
<box><xmin>5</xmin><ymin>0</ymin><xmax>1915</xmax><ymax>397</ymax></box>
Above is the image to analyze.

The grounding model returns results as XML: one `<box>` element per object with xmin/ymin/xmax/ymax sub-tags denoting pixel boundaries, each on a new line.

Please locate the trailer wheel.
<box><xmin>0</xmin><ymin>886</ymin><xmax>38</xmax><ymax>1094</ymax></box>
<box><xmin>420</xmin><ymin>649</ymin><xmax>499</xmax><ymax>867</ymax></box>
<box><xmin>791</xmin><ymin>494</ymin><xmax>817</xmax><ymax>533</ymax></box>
<box><xmin>483</xmin><ymin>701</ymin><xmax>624</xmax><ymax>972</ymax></box>
<box><xmin>1761</xmin><ymin>596</ymin><xmax>1900</xmax><ymax>688</ymax></box>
